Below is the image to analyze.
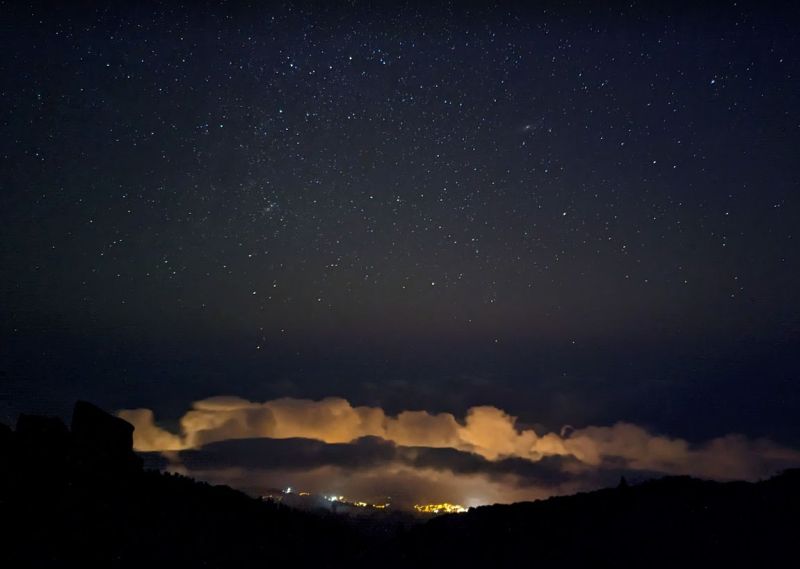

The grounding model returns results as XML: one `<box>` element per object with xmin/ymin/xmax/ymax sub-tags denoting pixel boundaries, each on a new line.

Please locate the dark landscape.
<box><xmin>2</xmin><ymin>2</ymin><xmax>799</xmax><ymax>567</ymax></box>
<box><xmin>1</xmin><ymin>402</ymin><xmax>798</xmax><ymax>568</ymax></box>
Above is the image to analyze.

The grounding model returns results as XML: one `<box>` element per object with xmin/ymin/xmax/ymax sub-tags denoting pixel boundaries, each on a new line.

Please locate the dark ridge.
<box><xmin>0</xmin><ymin>402</ymin><xmax>367</xmax><ymax>568</ymax></box>
<box><xmin>1</xmin><ymin>402</ymin><xmax>798</xmax><ymax>568</ymax></box>
<box><xmin>381</xmin><ymin>470</ymin><xmax>800</xmax><ymax>568</ymax></box>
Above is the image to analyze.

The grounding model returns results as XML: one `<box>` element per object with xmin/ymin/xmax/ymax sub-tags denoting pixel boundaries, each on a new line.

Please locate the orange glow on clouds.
<box><xmin>120</xmin><ymin>395</ymin><xmax>800</xmax><ymax>481</ymax></box>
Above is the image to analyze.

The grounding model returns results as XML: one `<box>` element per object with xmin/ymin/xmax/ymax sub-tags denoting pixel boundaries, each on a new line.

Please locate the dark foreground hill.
<box><xmin>384</xmin><ymin>470</ymin><xmax>800</xmax><ymax>568</ymax></box>
<box><xmin>0</xmin><ymin>402</ymin><xmax>368</xmax><ymax>568</ymax></box>
<box><xmin>1</xmin><ymin>402</ymin><xmax>798</xmax><ymax>568</ymax></box>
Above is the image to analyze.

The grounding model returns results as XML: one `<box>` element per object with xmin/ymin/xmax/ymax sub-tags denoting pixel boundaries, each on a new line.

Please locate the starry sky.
<box><xmin>2</xmin><ymin>2</ymin><xmax>799</xmax><ymax>502</ymax></box>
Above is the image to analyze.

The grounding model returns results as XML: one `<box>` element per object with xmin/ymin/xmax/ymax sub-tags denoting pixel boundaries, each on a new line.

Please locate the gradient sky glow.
<box><xmin>2</xmin><ymin>2</ymin><xmax>799</xmax><ymax>503</ymax></box>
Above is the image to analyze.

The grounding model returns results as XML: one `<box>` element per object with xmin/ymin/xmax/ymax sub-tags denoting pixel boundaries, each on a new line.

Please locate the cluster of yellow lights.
<box><xmin>413</xmin><ymin>503</ymin><xmax>468</xmax><ymax>514</ymax></box>
<box><xmin>269</xmin><ymin>488</ymin><xmax>393</xmax><ymax>510</ymax></box>
<box><xmin>333</xmin><ymin>497</ymin><xmax>390</xmax><ymax>509</ymax></box>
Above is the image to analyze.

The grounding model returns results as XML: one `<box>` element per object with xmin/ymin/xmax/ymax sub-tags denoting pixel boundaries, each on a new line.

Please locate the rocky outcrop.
<box><xmin>0</xmin><ymin>403</ymin><xmax>366</xmax><ymax>568</ymax></box>
<box><xmin>70</xmin><ymin>400</ymin><xmax>142</xmax><ymax>474</ymax></box>
<box><xmin>1</xmin><ymin>402</ymin><xmax>142</xmax><ymax>483</ymax></box>
<box><xmin>14</xmin><ymin>414</ymin><xmax>71</xmax><ymax>478</ymax></box>
<box><xmin>15</xmin><ymin>413</ymin><xmax>70</xmax><ymax>448</ymax></box>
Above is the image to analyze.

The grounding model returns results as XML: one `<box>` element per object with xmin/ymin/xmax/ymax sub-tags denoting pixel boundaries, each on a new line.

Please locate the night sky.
<box><xmin>2</xmin><ymin>2</ymin><xmax>799</xmax><ymax>505</ymax></box>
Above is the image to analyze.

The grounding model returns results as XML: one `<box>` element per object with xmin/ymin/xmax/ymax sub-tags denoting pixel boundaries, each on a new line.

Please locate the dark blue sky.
<box><xmin>1</xmin><ymin>2</ymin><xmax>799</xmax><ymax>447</ymax></box>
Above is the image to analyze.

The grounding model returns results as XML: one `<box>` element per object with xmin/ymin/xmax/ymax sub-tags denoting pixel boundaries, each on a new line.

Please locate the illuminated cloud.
<box><xmin>117</xmin><ymin>408</ymin><xmax>184</xmax><ymax>451</ymax></box>
<box><xmin>121</xmin><ymin>395</ymin><xmax>800</xmax><ymax>492</ymax></box>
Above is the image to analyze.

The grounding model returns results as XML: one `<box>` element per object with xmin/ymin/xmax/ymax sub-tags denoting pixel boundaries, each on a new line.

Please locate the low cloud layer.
<box><xmin>121</xmin><ymin>396</ymin><xmax>800</xmax><ymax>504</ymax></box>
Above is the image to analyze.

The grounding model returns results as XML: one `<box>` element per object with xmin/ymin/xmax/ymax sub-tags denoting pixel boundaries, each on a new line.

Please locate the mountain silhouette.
<box><xmin>0</xmin><ymin>401</ymin><xmax>365</xmax><ymax>568</ymax></box>
<box><xmin>382</xmin><ymin>470</ymin><xmax>800</xmax><ymax>568</ymax></box>
<box><xmin>1</xmin><ymin>402</ymin><xmax>797</xmax><ymax>568</ymax></box>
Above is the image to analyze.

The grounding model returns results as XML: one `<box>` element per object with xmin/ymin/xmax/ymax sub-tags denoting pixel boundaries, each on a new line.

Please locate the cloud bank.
<box><xmin>121</xmin><ymin>396</ymin><xmax>800</xmax><ymax>504</ymax></box>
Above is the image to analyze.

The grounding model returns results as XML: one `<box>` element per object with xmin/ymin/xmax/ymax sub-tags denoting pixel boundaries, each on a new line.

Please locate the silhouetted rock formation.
<box><xmin>0</xmin><ymin>402</ymin><xmax>368</xmax><ymax>568</ymax></box>
<box><xmin>0</xmin><ymin>422</ymin><xmax>13</xmax><ymax>484</ymax></box>
<box><xmin>70</xmin><ymin>400</ymin><xmax>142</xmax><ymax>475</ymax></box>
<box><xmin>0</xmin><ymin>422</ymin><xmax>11</xmax><ymax>453</ymax></box>
<box><xmin>16</xmin><ymin>413</ymin><xmax>70</xmax><ymax>441</ymax></box>
<box><xmin>13</xmin><ymin>414</ymin><xmax>71</xmax><ymax>486</ymax></box>
<box><xmin>3</xmin><ymin>402</ymin><xmax>142</xmax><ymax>489</ymax></box>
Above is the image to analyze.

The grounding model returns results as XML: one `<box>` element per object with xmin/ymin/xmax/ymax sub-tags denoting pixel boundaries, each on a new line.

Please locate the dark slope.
<box><xmin>2</xmin><ymin>402</ymin><xmax>798</xmax><ymax>568</ymax></box>
<box><xmin>0</xmin><ymin>402</ymin><xmax>364</xmax><ymax>568</ymax></box>
<box><xmin>382</xmin><ymin>471</ymin><xmax>800</xmax><ymax>568</ymax></box>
